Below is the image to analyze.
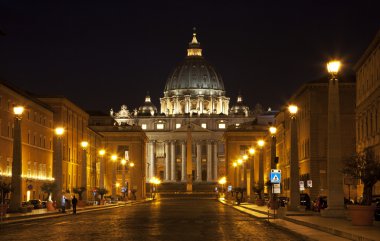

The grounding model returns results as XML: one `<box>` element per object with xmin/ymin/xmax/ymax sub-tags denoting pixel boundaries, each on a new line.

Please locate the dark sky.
<box><xmin>0</xmin><ymin>1</ymin><xmax>379</xmax><ymax>112</ymax></box>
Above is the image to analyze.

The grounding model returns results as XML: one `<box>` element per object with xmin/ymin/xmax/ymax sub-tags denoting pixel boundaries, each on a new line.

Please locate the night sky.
<box><xmin>1</xmin><ymin>1</ymin><xmax>379</xmax><ymax>113</ymax></box>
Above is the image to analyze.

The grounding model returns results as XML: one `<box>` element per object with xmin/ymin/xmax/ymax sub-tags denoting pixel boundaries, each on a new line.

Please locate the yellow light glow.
<box><xmin>237</xmin><ymin>159</ymin><xmax>243</xmax><ymax>165</ymax></box>
<box><xmin>288</xmin><ymin>105</ymin><xmax>298</xmax><ymax>114</ymax></box>
<box><xmin>257</xmin><ymin>140</ymin><xmax>265</xmax><ymax>147</ymax></box>
<box><xmin>218</xmin><ymin>176</ymin><xmax>227</xmax><ymax>185</ymax></box>
<box><xmin>81</xmin><ymin>141</ymin><xmax>88</xmax><ymax>149</ymax></box>
<box><xmin>249</xmin><ymin>148</ymin><xmax>255</xmax><ymax>155</ymax></box>
<box><xmin>116</xmin><ymin>183</ymin><xmax>120</xmax><ymax>188</ymax></box>
<box><xmin>99</xmin><ymin>149</ymin><xmax>106</xmax><ymax>156</ymax></box>
<box><xmin>55</xmin><ymin>127</ymin><xmax>64</xmax><ymax>136</ymax></box>
<box><xmin>233</xmin><ymin>162</ymin><xmax>237</xmax><ymax>167</ymax></box>
<box><xmin>149</xmin><ymin>177</ymin><xmax>162</xmax><ymax>185</ymax></box>
<box><xmin>121</xmin><ymin>159</ymin><xmax>127</xmax><ymax>165</ymax></box>
<box><xmin>269</xmin><ymin>126</ymin><xmax>277</xmax><ymax>135</ymax></box>
<box><xmin>327</xmin><ymin>60</ymin><xmax>341</xmax><ymax>75</ymax></box>
<box><xmin>13</xmin><ymin>106</ymin><xmax>24</xmax><ymax>116</ymax></box>
<box><xmin>129</xmin><ymin>162</ymin><xmax>135</xmax><ymax>167</ymax></box>
<box><xmin>243</xmin><ymin>155</ymin><xmax>248</xmax><ymax>160</ymax></box>
<box><xmin>111</xmin><ymin>155</ymin><xmax>117</xmax><ymax>162</ymax></box>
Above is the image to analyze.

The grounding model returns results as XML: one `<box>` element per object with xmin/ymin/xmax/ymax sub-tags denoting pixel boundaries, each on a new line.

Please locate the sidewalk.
<box><xmin>219</xmin><ymin>198</ymin><xmax>380</xmax><ymax>241</ymax></box>
<box><xmin>0</xmin><ymin>199</ymin><xmax>150</xmax><ymax>225</ymax></box>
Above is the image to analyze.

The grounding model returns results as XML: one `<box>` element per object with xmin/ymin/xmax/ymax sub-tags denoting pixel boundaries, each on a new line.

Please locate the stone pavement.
<box><xmin>219</xmin><ymin>198</ymin><xmax>380</xmax><ymax>241</ymax></box>
<box><xmin>0</xmin><ymin>199</ymin><xmax>151</xmax><ymax>225</ymax></box>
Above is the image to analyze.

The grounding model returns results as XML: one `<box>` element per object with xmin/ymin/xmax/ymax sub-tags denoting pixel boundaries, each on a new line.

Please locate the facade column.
<box><xmin>196</xmin><ymin>142</ymin><xmax>202</xmax><ymax>181</ymax></box>
<box><xmin>99</xmin><ymin>155</ymin><xmax>104</xmax><ymax>189</ymax></box>
<box><xmin>258</xmin><ymin>147</ymin><xmax>264</xmax><ymax>193</ymax></box>
<box><xmin>207</xmin><ymin>142</ymin><xmax>212</xmax><ymax>181</ymax></box>
<box><xmin>171</xmin><ymin>141</ymin><xmax>176</xmax><ymax>181</ymax></box>
<box><xmin>165</xmin><ymin>141</ymin><xmax>170</xmax><ymax>181</ymax></box>
<box><xmin>181</xmin><ymin>142</ymin><xmax>186</xmax><ymax>181</ymax></box>
<box><xmin>185</xmin><ymin>95</ymin><xmax>190</xmax><ymax>113</ymax></box>
<box><xmin>213</xmin><ymin>142</ymin><xmax>218</xmax><ymax>180</ymax></box>
<box><xmin>199</xmin><ymin>95</ymin><xmax>204</xmax><ymax>114</ymax></box>
<box><xmin>249</xmin><ymin>155</ymin><xmax>255</xmax><ymax>201</ymax></box>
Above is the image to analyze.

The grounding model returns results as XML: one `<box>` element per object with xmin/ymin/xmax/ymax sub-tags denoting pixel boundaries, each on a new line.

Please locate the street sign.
<box><xmin>307</xmin><ymin>180</ymin><xmax>312</xmax><ymax>188</ymax></box>
<box><xmin>299</xmin><ymin>181</ymin><xmax>305</xmax><ymax>191</ymax></box>
<box><xmin>270</xmin><ymin>169</ymin><xmax>281</xmax><ymax>184</ymax></box>
<box><xmin>273</xmin><ymin>184</ymin><xmax>281</xmax><ymax>194</ymax></box>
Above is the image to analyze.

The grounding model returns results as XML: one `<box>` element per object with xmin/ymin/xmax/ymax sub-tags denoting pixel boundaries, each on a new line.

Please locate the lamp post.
<box><xmin>53</xmin><ymin>127</ymin><xmax>64</xmax><ymax>205</ymax></box>
<box><xmin>9</xmin><ymin>106</ymin><xmax>24</xmax><ymax>211</ymax></box>
<box><xmin>149</xmin><ymin>177</ymin><xmax>161</xmax><ymax>199</ymax></box>
<box><xmin>288</xmin><ymin>104</ymin><xmax>300</xmax><ymax>211</ymax></box>
<box><xmin>111</xmin><ymin>154</ymin><xmax>117</xmax><ymax>199</ymax></box>
<box><xmin>248</xmin><ymin>147</ymin><xmax>255</xmax><ymax>202</ymax></box>
<box><xmin>98</xmin><ymin>149</ymin><xmax>106</xmax><ymax>189</ymax></box>
<box><xmin>233</xmin><ymin>162</ymin><xmax>238</xmax><ymax>189</ymax></box>
<box><xmin>121</xmin><ymin>159</ymin><xmax>126</xmax><ymax>200</ymax></box>
<box><xmin>257</xmin><ymin>139</ymin><xmax>265</xmax><ymax>199</ymax></box>
<box><xmin>129</xmin><ymin>162</ymin><xmax>135</xmax><ymax>200</ymax></box>
<box><xmin>269</xmin><ymin>126</ymin><xmax>277</xmax><ymax>207</ymax></box>
<box><xmin>218</xmin><ymin>176</ymin><xmax>227</xmax><ymax>198</ymax></box>
<box><xmin>81</xmin><ymin>141</ymin><xmax>88</xmax><ymax>201</ymax></box>
<box><xmin>323</xmin><ymin>60</ymin><xmax>345</xmax><ymax>217</ymax></box>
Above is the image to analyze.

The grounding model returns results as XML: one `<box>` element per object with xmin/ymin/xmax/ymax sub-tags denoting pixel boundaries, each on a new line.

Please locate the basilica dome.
<box><xmin>164</xmin><ymin>33</ymin><xmax>225</xmax><ymax>97</ymax></box>
<box><xmin>160</xmin><ymin>32</ymin><xmax>230</xmax><ymax>116</ymax></box>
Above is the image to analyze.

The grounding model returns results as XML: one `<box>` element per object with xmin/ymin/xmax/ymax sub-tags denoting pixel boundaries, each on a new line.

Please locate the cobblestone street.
<box><xmin>1</xmin><ymin>199</ymin><xmax>302</xmax><ymax>241</ymax></box>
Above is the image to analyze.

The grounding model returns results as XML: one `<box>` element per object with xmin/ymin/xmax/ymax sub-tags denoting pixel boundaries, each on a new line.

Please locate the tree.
<box><xmin>343</xmin><ymin>148</ymin><xmax>380</xmax><ymax>205</ymax></box>
<box><xmin>40</xmin><ymin>182</ymin><xmax>58</xmax><ymax>201</ymax></box>
<box><xmin>73</xmin><ymin>187</ymin><xmax>86</xmax><ymax>200</ymax></box>
<box><xmin>96</xmin><ymin>188</ymin><xmax>108</xmax><ymax>200</ymax></box>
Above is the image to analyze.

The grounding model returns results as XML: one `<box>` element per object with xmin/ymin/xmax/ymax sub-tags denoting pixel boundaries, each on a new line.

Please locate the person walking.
<box><xmin>72</xmin><ymin>195</ymin><xmax>78</xmax><ymax>214</ymax></box>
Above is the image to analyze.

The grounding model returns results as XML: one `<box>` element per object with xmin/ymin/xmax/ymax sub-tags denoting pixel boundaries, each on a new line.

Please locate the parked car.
<box><xmin>29</xmin><ymin>199</ymin><xmax>43</xmax><ymax>209</ymax></box>
<box><xmin>375</xmin><ymin>200</ymin><xmax>380</xmax><ymax>221</ymax></box>
<box><xmin>300</xmin><ymin>193</ymin><xmax>311</xmax><ymax>210</ymax></box>
<box><xmin>277</xmin><ymin>196</ymin><xmax>288</xmax><ymax>207</ymax></box>
<box><xmin>41</xmin><ymin>201</ymin><xmax>47</xmax><ymax>208</ymax></box>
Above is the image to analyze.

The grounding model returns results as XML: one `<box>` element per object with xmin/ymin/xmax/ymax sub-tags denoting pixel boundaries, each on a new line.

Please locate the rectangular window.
<box><xmin>156</xmin><ymin>123</ymin><xmax>164</xmax><ymax>130</ymax></box>
<box><xmin>201</xmin><ymin>123</ymin><xmax>207</xmax><ymax>129</ymax></box>
<box><xmin>141</xmin><ymin>124</ymin><xmax>147</xmax><ymax>130</ymax></box>
<box><xmin>218</xmin><ymin>123</ymin><xmax>226</xmax><ymax>129</ymax></box>
<box><xmin>176</xmin><ymin>123</ymin><xmax>181</xmax><ymax>129</ymax></box>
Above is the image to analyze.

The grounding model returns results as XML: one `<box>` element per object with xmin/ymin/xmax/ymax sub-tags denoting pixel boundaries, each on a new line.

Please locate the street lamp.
<box><xmin>288</xmin><ymin>104</ymin><xmax>300</xmax><ymax>211</ymax></box>
<box><xmin>269</xmin><ymin>126</ymin><xmax>277</xmax><ymax>208</ymax></box>
<box><xmin>81</xmin><ymin>141</ymin><xmax>89</xmax><ymax>201</ymax></box>
<box><xmin>247</xmin><ymin>147</ymin><xmax>255</xmax><ymax>202</ymax></box>
<box><xmin>129</xmin><ymin>162</ymin><xmax>135</xmax><ymax>200</ymax></box>
<box><xmin>257</xmin><ymin>139</ymin><xmax>265</xmax><ymax>200</ymax></box>
<box><xmin>324</xmin><ymin>60</ymin><xmax>345</xmax><ymax>216</ymax></box>
<box><xmin>98</xmin><ymin>149</ymin><xmax>105</xmax><ymax>189</ymax></box>
<box><xmin>121</xmin><ymin>159</ymin><xmax>127</xmax><ymax>200</ymax></box>
<box><xmin>111</xmin><ymin>154</ymin><xmax>117</xmax><ymax>199</ymax></box>
<box><xmin>218</xmin><ymin>176</ymin><xmax>227</xmax><ymax>198</ymax></box>
<box><xmin>53</xmin><ymin>127</ymin><xmax>64</xmax><ymax>204</ymax></box>
<box><xmin>149</xmin><ymin>176</ymin><xmax>161</xmax><ymax>199</ymax></box>
<box><xmin>9</xmin><ymin>105</ymin><xmax>24</xmax><ymax>211</ymax></box>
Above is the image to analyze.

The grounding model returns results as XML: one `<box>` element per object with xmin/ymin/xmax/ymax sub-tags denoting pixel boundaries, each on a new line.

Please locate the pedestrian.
<box><xmin>72</xmin><ymin>195</ymin><xmax>78</xmax><ymax>214</ymax></box>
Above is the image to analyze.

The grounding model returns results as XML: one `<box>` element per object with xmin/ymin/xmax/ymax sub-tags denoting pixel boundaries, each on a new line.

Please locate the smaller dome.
<box><xmin>230</xmin><ymin>94</ymin><xmax>249</xmax><ymax>117</ymax></box>
<box><xmin>138</xmin><ymin>93</ymin><xmax>157</xmax><ymax>116</ymax></box>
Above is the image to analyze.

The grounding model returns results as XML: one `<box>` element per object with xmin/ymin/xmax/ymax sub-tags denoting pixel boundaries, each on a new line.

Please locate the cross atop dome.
<box><xmin>187</xmin><ymin>27</ymin><xmax>202</xmax><ymax>57</ymax></box>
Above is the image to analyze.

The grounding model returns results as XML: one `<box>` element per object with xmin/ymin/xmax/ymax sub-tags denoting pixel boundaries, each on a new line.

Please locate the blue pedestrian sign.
<box><xmin>270</xmin><ymin>169</ymin><xmax>281</xmax><ymax>184</ymax></box>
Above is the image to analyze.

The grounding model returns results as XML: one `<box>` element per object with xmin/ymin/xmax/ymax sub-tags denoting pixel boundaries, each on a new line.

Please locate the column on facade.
<box><xmin>171</xmin><ymin>141</ymin><xmax>176</xmax><ymax>181</ymax></box>
<box><xmin>165</xmin><ymin>141</ymin><xmax>170</xmax><ymax>181</ymax></box>
<box><xmin>207</xmin><ymin>142</ymin><xmax>212</xmax><ymax>181</ymax></box>
<box><xmin>81</xmin><ymin>149</ymin><xmax>87</xmax><ymax>200</ymax></box>
<box><xmin>210</xmin><ymin>95</ymin><xmax>214</xmax><ymax>114</ymax></box>
<box><xmin>199</xmin><ymin>95</ymin><xmax>204</xmax><ymax>114</ymax></box>
<box><xmin>149</xmin><ymin>141</ymin><xmax>156</xmax><ymax>179</ymax></box>
<box><xmin>213</xmin><ymin>142</ymin><xmax>218</xmax><ymax>180</ymax></box>
<box><xmin>218</xmin><ymin>97</ymin><xmax>222</xmax><ymax>114</ymax></box>
<box><xmin>196</xmin><ymin>142</ymin><xmax>202</xmax><ymax>181</ymax></box>
<box><xmin>185</xmin><ymin>95</ymin><xmax>190</xmax><ymax>113</ymax></box>
<box><xmin>160</xmin><ymin>98</ymin><xmax>166</xmax><ymax>114</ymax></box>
<box><xmin>181</xmin><ymin>142</ymin><xmax>186</xmax><ymax>181</ymax></box>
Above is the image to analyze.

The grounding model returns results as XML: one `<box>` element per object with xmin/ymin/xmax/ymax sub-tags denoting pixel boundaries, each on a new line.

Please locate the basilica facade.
<box><xmin>91</xmin><ymin>32</ymin><xmax>268</xmax><ymax>189</ymax></box>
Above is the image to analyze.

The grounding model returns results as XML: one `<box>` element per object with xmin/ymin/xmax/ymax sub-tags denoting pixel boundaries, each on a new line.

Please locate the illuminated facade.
<box><xmin>0</xmin><ymin>82</ymin><xmax>54</xmax><ymax>202</ymax></box>
<box><xmin>274</xmin><ymin>78</ymin><xmax>356</xmax><ymax>201</ymax></box>
<box><xmin>354</xmin><ymin>29</ymin><xmax>380</xmax><ymax>197</ymax></box>
<box><xmin>93</xmin><ymin>32</ymin><xmax>265</xmax><ymax>190</ymax></box>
